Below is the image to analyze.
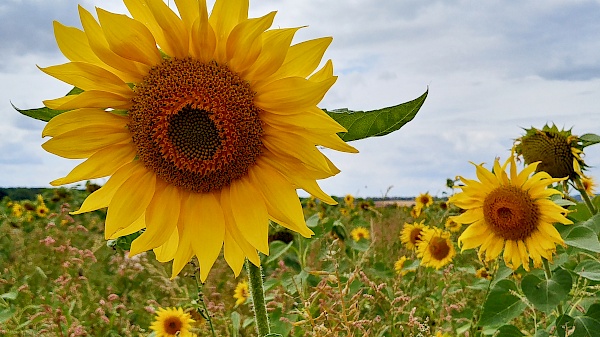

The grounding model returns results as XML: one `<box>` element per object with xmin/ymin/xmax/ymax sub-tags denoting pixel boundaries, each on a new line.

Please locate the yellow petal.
<box><xmin>209</xmin><ymin>0</ymin><xmax>249</xmax><ymax>62</ymax></box>
<box><xmin>130</xmin><ymin>181</ymin><xmax>181</xmax><ymax>255</ymax></box>
<box><xmin>220</xmin><ymin>187</ymin><xmax>261</xmax><ymax>265</ymax></box>
<box><xmin>42</xmin><ymin>108</ymin><xmax>128</xmax><ymax>138</ymax></box>
<box><xmin>44</xmin><ymin>90</ymin><xmax>131</xmax><ymax>110</ymax></box>
<box><xmin>105</xmin><ymin>167</ymin><xmax>156</xmax><ymax>239</ymax></box>
<box><xmin>249</xmin><ymin>160</ymin><xmax>313</xmax><ymax>237</ymax></box>
<box><xmin>223</xmin><ymin>229</ymin><xmax>246</xmax><ymax>276</ymax></box>
<box><xmin>171</xmin><ymin>223</ymin><xmax>195</xmax><ymax>278</ymax></box>
<box><xmin>53</xmin><ymin>21</ymin><xmax>103</xmax><ymax>65</ymax></box>
<box><xmin>226</xmin><ymin>12</ymin><xmax>276</xmax><ymax>73</ymax></box>
<box><xmin>153</xmin><ymin>229</ymin><xmax>179</xmax><ymax>262</ymax></box>
<box><xmin>263</xmin><ymin>131</ymin><xmax>334</xmax><ymax>174</ymax></box>
<box><xmin>174</xmin><ymin>0</ymin><xmax>200</xmax><ymax>31</ymax></box>
<box><xmin>228</xmin><ymin>177</ymin><xmax>270</xmax><ymax>255</ymax></box>
<box><xmin>265</xmin><ymin>37</ymin><xmax>333</xmax><ymax>82</ymax></box>
<box><xmin>51</xmin><ymin>143</ymin><xmax>136</xmax><ymax>186</ymax></box>
<box><xmin>39</xmin><ymin>62</ymin><xmax>131</xmax><ymax>96</ymax></box>
<box><xmin>308</xmin><ymin>59</ymin><xmax>333</xmax><ymax>82</ymax></box>
<box><xmin>146</xmin><ymin>0</ymin><xmax>189</xmax><ymax>58</ymax></box>
<box><xmin>96</xmin><ymin>8</ymin><xmax>162</xmax><ymax>66</ymax></box>
<box><xmin>189</xmin><ymin>0</ymin><xmax>216</xmax><ymax>62</ymax></box>
<box><xmin>42</xmin><ymin>127</ymin><xmax>130</xmax><ymax>159</ymax></box>
<box><xmin>262</xmin><ymin>106</ymin><xmax>347</xmax><ymax>133</ymax></box>
<box><xmin>254</xmin><ymin>76</ymin><xmax>337</xmax><ymax>113</ymax></box>
<box><xmin>71</xmin><ymin>161</ymin><xmax>141</xmax><ymax>214</ymax></box>
<box><xmin>451</xmin><ymin>208</ymin><xmax>484</xmax><ymax>225</ymax></box>
<box><xmin>183</xmin><ymin>192</ymin><xmax>225</xmax><ymax>282</ymax></box>
<box><xmin>110</xmin><ymin>213</ymin><xmax>145</xmax><ymax>239</ymax></box>
<box><xmin>242</xmin><ymin>27</ymin><xmax>300</xmax><ymax>81</ymax></box>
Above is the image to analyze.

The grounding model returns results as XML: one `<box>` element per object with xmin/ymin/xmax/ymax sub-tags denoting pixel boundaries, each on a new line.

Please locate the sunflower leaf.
<box><xmin>478</xmin><ymin>279</ymin><xmax>526</xmax><ymax>328</ymax></box>
<box><xmin>12</xmin><ymin>87</ymin><xmax>82</xmax><ymax>122</ymax></box>
<box><xmin>324</xmin><ymin>89</ymin><xmax>427</xmax><ymax>142</ymax></box>
<box><xmin>521</xmin><ymin>269</ymin><xmax>571</xmax><ymax>314</ymax></box>
<box><xmin>574</xmin><ymin>259</ymin><xmax>600</xmax><ymax>281</ymax></box>
<box><xmin>563</xmin><ymin>226</ymin><xmax>600</xmax><ymax>253</ymax></box>
<box><xmin>580</xmin><ymin>133</ymin><xmax>600</xmax><ymax>147</ymax></box>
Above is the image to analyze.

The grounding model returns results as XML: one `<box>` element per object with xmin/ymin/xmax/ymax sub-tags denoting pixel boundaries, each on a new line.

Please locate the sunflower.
<box><xmin>12</xmin><ymin>204</ymin><xmax>23</xmax><ymax>218</ymax></box>
<box><xmin>350</xmin><ymin>227</ymin><xmax>370</xmax><ymax>242</ymax></box>
<box><xmin>399</xmin><ymin>220</ymin><xmax>428</xmax><ymax>250</ymax></box>
<box><xmin>444</xmin><ymin>218</ymin><xmax>462</xmax><ymax>233</ymax></box>
<box><xmin>449</xmin><ymin>156</ymin><xmax>572</xmax><ymax>271</ymax></box>
<box><xmin>514</xmin><ymin>124</ymin><xmax>586</xmax><ymax>180</ymax></box>
<box><xmin>475</xmin><ymin>267</ymin><xmax>492</xmax><ymax>280</ymax></box>
<box><xmin>581</xmin><ymin>176</ymin><xmax>596</xmax><ymax>196</ymax></box>
<box><xmin>233</xmin><ymin>280</ymin><xmax>249</xmax><ymax>306</ymax></box>
<box><xmin>416</xmin><ymin>228</ymin><xmax>456</xmax><ymax>270</ymax></box>
<box><xmin>36</xmin><ymin>205</ymin><xmax>50</xmax><ymax>218</ymax></box>
<box><xmin>343</xmin><ymin>194</ymin><xmax>355</xmax><ymax>208</ymax></box>
<box><xmin>394</xmin><ymin>256</ymin><xmax>411</xmax><ymax>276</ymax></box>
<box><xmin>40</xmin><ymin>0</ymin><xmax>357</xmax><ymax>280</ymax></box>
<box><xmin>150</xmin><ymin>307</ymin><xmax>196</xmax><ymax>337</ymax></box>
<box><xmin>410</xmin><ymin>206</ymin><xmax>422</xmax><ymax>219</ymax></box>
<box><xmin>415</xmin><ymin>192</ymin><xmax>433</xmax><ymax>209</ymax></box>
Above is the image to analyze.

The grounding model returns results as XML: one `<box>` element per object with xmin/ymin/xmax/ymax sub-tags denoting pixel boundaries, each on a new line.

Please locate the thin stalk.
<box><xmin>193</xmin><ymin>265</ymin><xmax>216</xmax><ymax>337</ymax></box>
<box><xmin>246</xmin><ymin>260</ymin><xmax>271</xmax><ymax>336</ymax></box>
<box><xmin>471</xmin><ymin>261</ymin><xmax>497</xmax><ymax>336</ymax></box>
<box><xmin>542</xmin><ymin>259</ymin><xmax>564</xmax><ymax>316</ymax></box>
<box><xmin>574</xmin><ymin>176</ymin><xmax>597</xmax><ymax>215</ymax></box>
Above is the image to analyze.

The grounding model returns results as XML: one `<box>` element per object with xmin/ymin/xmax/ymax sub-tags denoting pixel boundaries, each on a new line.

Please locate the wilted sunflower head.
<box><xmin>514</xmin><ymin>124</ymin><xmax>585</xmax><ymax>180</ymax></box>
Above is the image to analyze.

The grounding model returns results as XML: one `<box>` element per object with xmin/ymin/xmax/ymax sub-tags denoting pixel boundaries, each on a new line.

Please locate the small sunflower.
<box><xmin>449</xmin><ymin>156</ymin><xmax>572</xmax><ymax>271</ymax></box>
<box><xmin>40</xmin><ymin>0</ymin><xmax>357</xmax><ymax>281</ymax></box>
<box><xmin>410</xmin><ymin>206</ymin><xmax>422</xmax><ymax>219</ymax></box>
<box><xmin>416</xmin><ymin>228</ymin><xmax>456</xmax><ymax>270</ymax></box>
<box><xmin>358</xmin><ymin>201</ymin><xmax>371</xmax><ymax>211</ymax></box>
<box><xmin>36</xmin><ymin>205</ymin><xmax>50</xmax><ymax>218</ymax></box>
<box><xmin>400</xmin><ymin>221</ymin><xmax>428</xmax><ymax>250</ymax></box>
<box><xmin>150</xmin><ymin>307</ymin><xmax>196</xmax><ymax>337</ymax></box>
<box><xmin>394</xmin><ymin>256</ymin><xmax>411</xmax><ymax>276</ymax></box>
<box><xmin>350</xmin><ymin>227</ymin><xmax>370</xmax><ymax>242</ymax></box>
<box><xmin>581</xmin><ymin>176</ymin><xmax>597</xmax><ymax>196</ymax></box>
<box><xmin>444</xmin><ymin>218</ymin><xmax>462</xmax><ymax>233</ymax></box>
<box><xmin>415</xmin><ymin>192</ymin><xmax>434</xmax><ymax>209</ymax></box>
<box><xmin>514</xmin><ymin>124</ymin><xmax>586</xmax><ymax>180</ymax></box>
<box><xmin>12</xmin><ymin>204</ymin><xmax>23</xmax><ymax>218</ymax></box>
<box><xmin>344</xmin><ymin>194</ymin><xmax>355</xmax><ymax>208</ymax></box>
<box><xmin>233</xmin><ymin>280</ymin><xmax>249</xmax><ymax>306</ymax></box>
<box><xmin>475</xmin><ymin>267</ymin><xmax>492</xmax><ymax>280</ymax></box>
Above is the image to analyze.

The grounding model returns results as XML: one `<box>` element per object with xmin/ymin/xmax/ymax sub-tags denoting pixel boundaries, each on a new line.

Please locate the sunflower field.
<box><xmin>4</xmin><ymin>0</ymin><xmax>600</xmax><ymax>336</ymax></box>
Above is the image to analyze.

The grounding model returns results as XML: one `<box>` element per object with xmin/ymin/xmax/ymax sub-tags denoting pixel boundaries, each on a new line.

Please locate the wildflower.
<box><xmin>350</xmin><ymin>227</ymin><xmax>370</xmax><ymax>242</ymax></box>
<box><xmin>514</xmin><ymin>124</ymin><xmax>586</xmax><ymax>180</ymax></box>
<box><xmin>416</xmin><ymin>228</ymin><xmax>456</xmax><ymax>270</ymax></box>
<box><xmin>415</xmin><ymin>192</ymin><xmax>433</xmax><ymax>209</ymax></box>
<box><xmin>40</xmin><ymin>0</ymin><xmax>357</xmax><ymax>281</ymax></box>
<box><xmin>475</xmin><ymin>267</ymin><xmax>492</xmax><ymax>280</ymax></box>
<box><xmin>444</xmin><ymin>218</ymin><xmax>462</xmax><ymax>233</ymax></box>
<box><xmin>581</xmin><ymin>176</ymin><xmax>597</xmax><ymax>196</ymax></box>
<box><xmin>449</xmin><ymin>156</ymin><xmax>572</xmax><ymax>271</ymax></box>
<box><xmin>233</xmin><ymin>280</ymin><xmax>249</xmax><ymax>306</ymax></box>
<box><xmin>394</xmin><ymin>256</ymin><xmax>409</xmax><ymax>276</ymax></box>
<box><xmin>150</xmin><ymin>307</ymin><xmax>196</xmax><ymax>337</ymax></box>
<box><xmin>400</xmin><ymin>221</ymin><xmax>428</xmax><ymax>250</ymax></box>
<box><xmin>344</xmin><ymin>194</ymin><xmax>355</xmax><ymax>208</ymax></box>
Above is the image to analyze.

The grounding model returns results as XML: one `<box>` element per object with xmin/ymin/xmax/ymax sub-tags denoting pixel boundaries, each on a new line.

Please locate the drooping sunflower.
<box><xmin>399</xmin><ymin>220</ymin><xmax>429</xmax><ymax>250</ymax></box>
<box><xmin>350</xmin><ymin>226</ymin><xmax>370</xmax><ymax>242</ymax></box>
<box><xmin>581</xmin><ymin>176</ymin><xmax>597</xmax><ymax>196</ymax></box>
<box><xmin>415</xmin><ymin>192</ymin><xmax>434</xmax><ymax>209</ymax></box>
<box><xmin>449</xmin><ymin>156</ymin><xmax>572</xmax><ymax>271</ymax></box>
<box><xmin>233</xmin><ymin>280</ymin><xmax>249</xmax><ymax>306</ymax></box>
<box><xmin>416</xmin><ymin>228</ymin><xmax>456</xmax><ymax>270</ymax></box>
<box><xmin>40</xmin><ymin>0</ymin><xmax>357</xmax><ymax>280</ymax></box>
<box><xmin>150</xmin><ymin>307</ymin><xmax>196</xmax><ymax>337</ymax></box>
<box><xmin>394</xmin><ymin>255</ymin><xmax>411</xmax><ymax>276</ymax></box>
<box><xmin>514</xmin><ymin>124</ymin><xmax>586</xmax><ymax>180</ymax></box>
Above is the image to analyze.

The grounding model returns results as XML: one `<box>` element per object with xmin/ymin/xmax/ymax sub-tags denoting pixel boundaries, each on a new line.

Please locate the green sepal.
<box><xmin>324</xmin><ymin>89</ymin><xmax>427</xmax><ymax>142</ymax></box>
<box><xmin>13</xmin><ymin>87</ymin><xmax>82</xmax><ymax>122</ymax></box>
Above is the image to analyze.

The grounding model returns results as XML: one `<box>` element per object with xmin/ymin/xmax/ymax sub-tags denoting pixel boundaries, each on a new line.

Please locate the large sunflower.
<box><xmin>449</xmin><ymin>157</ymin><xmax>572</xmax><ymax>271</ymax></box>
<box><xmin>40</xmin><ymin>0</ymin><xmax>357</xmax><ymax>281</ymax></box>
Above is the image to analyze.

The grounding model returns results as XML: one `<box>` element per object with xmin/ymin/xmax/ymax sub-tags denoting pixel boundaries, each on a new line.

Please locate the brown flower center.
<box><xmin>129</xmin><ymin>57</ymin><xmax>263</xmax><ymax>193</ymax></box>
<box><xmin>410</xmin><ymin>228</ymin><xmax>423</xmax><ymax>245</ymax></box>
<box><xmin>520</xmin><ymin>131</ymin><xmax>574</xmax><ymax>179</ymax></box>
<box><xmin>428</xmin><ymin>236</ymin><xmax>451</xmax><ymax>260</ymax></box>
<box><xmin>483</xmin><ymin>185</ymin><xmax>539</xmax><ymax>241</ymax></box>
<box><xmin>164</xmin><ymin>317</ymin><xmax>182</xmax><ymax>334</ymax></box>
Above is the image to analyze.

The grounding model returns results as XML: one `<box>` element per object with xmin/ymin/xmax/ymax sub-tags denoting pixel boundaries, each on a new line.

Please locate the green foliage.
<box><xmin>478</xmin><ymin>280</ymin><xmax>527</xmax><ymax>328</ymax></box>
<box><xmin>521</xmin><ymin>269</ymin><xmax>572</xmax><ymax>314</ymax></box>
<box><xmin>324</xmin><ymin>90</ymin><xmax>428</xmax><ymax>142</ymax></box>
<box><xmin>13</xmin><ymin>87</ymin><xmax>82</xmax><ymax>122</ymax></box>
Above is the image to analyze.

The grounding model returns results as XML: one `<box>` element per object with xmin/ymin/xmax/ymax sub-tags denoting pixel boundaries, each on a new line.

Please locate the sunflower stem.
<box><xmin>542</xmin><ymin>259</ymin><xmax>564</xmax><ymax>316</ymax></box>
<box><xmin>193</xmin><ymin>260</ymin><xmax>216</xmax><ymax>337</ymax></box>
<box><xmin>574</xmin><ymin>176</ymin><xmax>597</xmax><ymax>215</ymax></box>
<box><xmin>246</xmin><ymin>259</ymin><xmax>271</xmax><ymax>336</ymax></box>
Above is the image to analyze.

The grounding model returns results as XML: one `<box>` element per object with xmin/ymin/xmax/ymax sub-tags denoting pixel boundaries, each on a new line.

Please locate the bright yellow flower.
<box><xmin>36</xmin><ymin>204</ymin><xmax>50</xmax><ymax>218</ymax></box>
<box><xmin>233</xmin><ymin>280</ymin><xmax>249</xmax><ymax>306</ymax></box>
<box><xmin>449</xmin><ymin>156</ymin><xmax>572</xmax><ymax>271</ymax></box>
<box><xmin>400</xmin><ymin>221</ymin><xmax>428</xmax><ymax>250</ymax></box>
<box><xmin>475</xmin><ymin>267</ymin><xmax>492</xmax><ymax>280</ymax></box>
<box><xmin>12</xmin><ymin>204</ymin><xmax>23</xmax><ymax>218</ymax></box>
<box><xmin>415</xmin><ymin>192</ymin><xmax>433</xmax><ymax>209</ymax></box>
<box><xmin>416</xmin><ymin>228</ymin><xmax>456</xmax><ymax>270</ymax></box>
<box><xmin>394</xmin><ymin>256</ymin><xmax>411</xmax><ymax>276</ymax></box>
<box><xmin>350</xmin><ymin>227</ymin><xmax>370</xmax><ymax>242</ymax></box>
<box><xmin>410</xmin><ymin>206</ymin><xmax>422</xmax><ymax>219</ymax></box>
<box><xmin>444</xmin><ymin>218</ymin><xmax>462</xmax><ymax>233</ymax></box>
<box><xmin>581</xmin><ymin>176</ymin><xmax>596</xmax><ymax>196</ymax></box>
<box><xmin>343</xmin><ymin>194</ymin><xmax>355</xmax><ymax>208</ymax></box>
<box><xmin>40</xmin><ymin>0</ymin><xmax>357</xmax><ymax>281</ymax></box>
<box><xmin>150</xmin><ymin>307</ymin><xmax>196</xmax><ymax>337</ymax></box>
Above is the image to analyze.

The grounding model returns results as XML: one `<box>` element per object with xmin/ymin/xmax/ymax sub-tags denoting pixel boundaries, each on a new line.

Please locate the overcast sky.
<box><xmin>2</xmin><ymin>0</ymin><xmax>600</xmax><ymax>198</ymax></box>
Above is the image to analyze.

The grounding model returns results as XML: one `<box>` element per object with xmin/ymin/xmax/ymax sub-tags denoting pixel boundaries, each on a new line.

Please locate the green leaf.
<box><xmin>305</xmin><ymin>213</ymin><xmax>320</xmax><ymax>228</ymax></box>
<box><xmin>563</xmin><ymin>226</ymin><xmax>600</xmax><ymax>253</ymax></box>
<box><xmin>580</xmin><ymin>133</ymin><xmax>600</xmax><ymax>147</ymax></box>
<box><xmin>0</xmin><ymin>291</ymin><xmax>18</xmax><ymax>301</ymax></box>
<box><xmin>264</xmin><ymin>241</ymin><xmax>294</xmax><ymax>265</ymax></box>
<box><xmin>13</xmin><ymin>87</ymin><xmax>83</xmax><ymax>122</ymax></box>
<box><xmin>324</xmin><ymin>90</ymin><xmax>427</xmax><ymax>142</ymax></box>
<box><xmin>534</xmin><ymin>330</ymin><xmax>550</xmax><ymax>337</ymax></box>
<box><xmin>496</xmin><ymin>324</ymin><xmax>525</xmax><ymax>337</ymax></box>
<box><xmin>521</xmin><ymin>269</ymin><xmax>572</xmax><ymax>314</ymax></box>
<box><xmin>572</xmin><ymin>316</ymin><xmax>600</xmax><ymax>337</ymax></box>
<box><xmin>0</xmin><ymin>308</ymin><xmax>15</xmax><ymax>324</ymax></box>
<box><xmin>574</xmin><ymin>260</ymin><xmax>600</xmax><ymax>281</ymax></box>
<box><xmin>478</xmin><ymin>279</ymin><xmax>527</xmax><ymax>327</ymax></box>
<box><xmin>555</xmin><ymin>314</ymin><xmax>574</xmax><ymax>337</ymax></box>
<box><xmin>231</xmin><ymin>311</ymin><xmax>241</xmax><ymax>337</ymax></box>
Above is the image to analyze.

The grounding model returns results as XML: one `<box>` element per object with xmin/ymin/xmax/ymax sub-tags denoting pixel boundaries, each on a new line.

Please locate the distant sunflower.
<box><xmin>394</xmin><ymin>256</ymin><xmax>411</xmax><ymax>276</ymax></box>
<box><xmin>233</xmin><ymin>280</ymin><xmax>249</xmax><ymax>306</ymax></box>
<box><xmin>416</xmin><ymin>228</ymin><xmax>456</xmax><ymax>270</ymax></box>
<box><xmin>40</xmin><ymin>0</ymin><xmax>357</xmax><ymax>280</ymax></box>
<box><xmin>400</xmin><ymin>221</ymin><xmax>428</xmax><ymax>250</ymax></box>
<box><xmin>449</xmin><ymin>156</ymin><xmax>572</xmax><ymax>271</ymax></box>
<box><xmin>444</xmin><ymin>218</ymin><xmax>462</xmax><ymax>233</ymax></box>
<box><xmin>150</xmin><ymin>307</ymin><xmax>196</xmax><ymax>337</ymax></box>
<box><xmin>350</xmin><ymin>227</ymin><xmax>370</xmax><ymax>242</ymax></box>
<box><xmin>415</xmin><ymin>192</ymin><xmax>434</xmax><ymax>209</ymax></box>
<box><xmin>475</xmin><ymin>267</ymin><xmax>492</xmax><ymax>280</ymax></box>
<box><xmin>36</xmin><ymin>205</ymin><xmax>50</xmax><ymax>218</ymax></box>
<box><xmin>581</xmin><ymin>176</ymin><xmax>597</xmax><ymax>196</ymax></box>
<box><xmin>514</xmin><ymin>124</ymin><xmax>586</xmax><ymax>180</ymax></box>
<box><xmin>12</xmin><ymin>204</ymin><xmax>23</xmax><ymax>218</ymax></box>
<box><xmin>344</xmin><ymin>194</ymin><xmax>355</xmax><ymax>208</ymax></box>
<box><xmin>410</xmin><ymin>206</ymin><xmax>422</xmax><ymax>219</ymax></box>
